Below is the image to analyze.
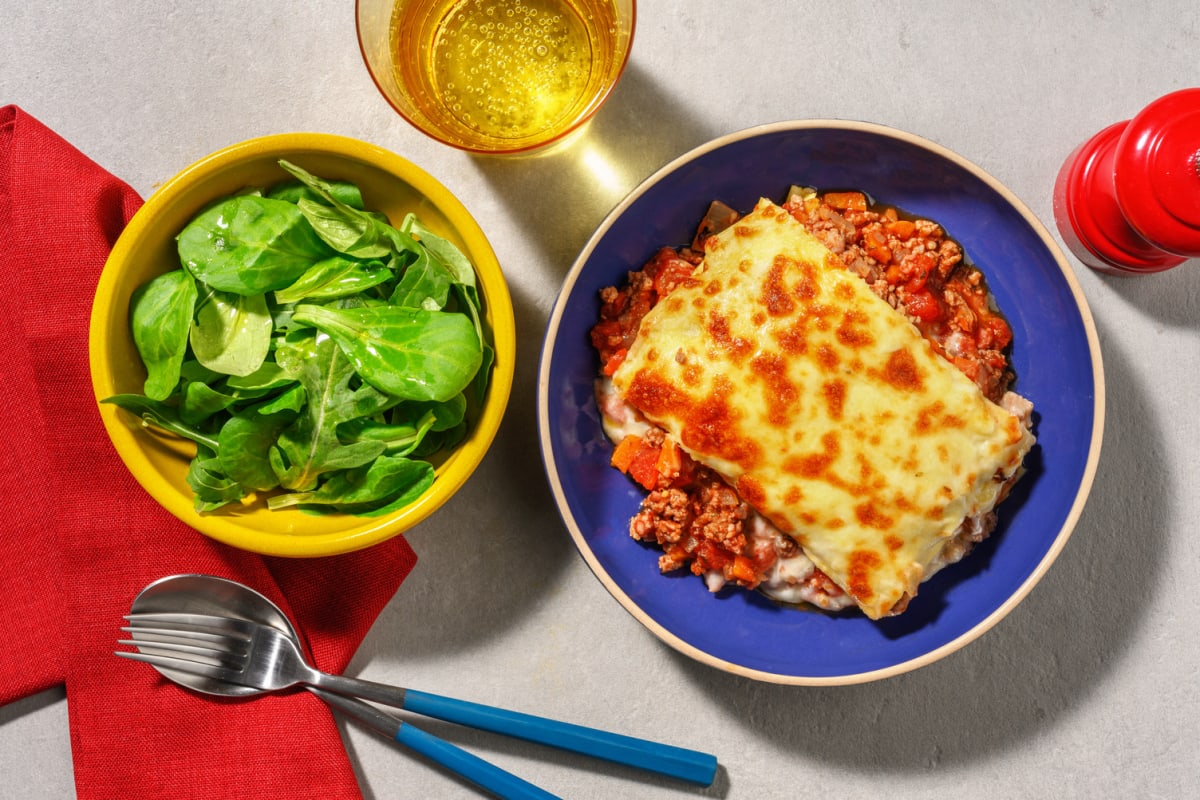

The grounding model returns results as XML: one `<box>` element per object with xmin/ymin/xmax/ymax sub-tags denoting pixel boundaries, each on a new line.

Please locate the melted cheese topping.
<box><xmin>611</xmin><ymin>199</ymin><xmax>1034</xmax><ymax>619</ymax></box>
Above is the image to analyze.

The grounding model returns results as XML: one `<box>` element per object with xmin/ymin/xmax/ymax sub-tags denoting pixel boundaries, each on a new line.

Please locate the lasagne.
<box><xmin>594</xmin><ymin>197</ymin><xmax>1034</xmax><ymax>619</ymax></box>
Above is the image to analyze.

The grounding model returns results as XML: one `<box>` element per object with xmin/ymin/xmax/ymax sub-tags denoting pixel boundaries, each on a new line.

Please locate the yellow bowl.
<box><xmin>90</xmin><ymin>133</ymin><xmax>515</xmax><ymax>557</ymax></box>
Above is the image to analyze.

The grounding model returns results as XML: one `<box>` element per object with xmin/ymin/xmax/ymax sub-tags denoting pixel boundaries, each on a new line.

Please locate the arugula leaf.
<box><xmin>268</xmin><ymin>332</ymin><xmax>391</xmax><ymax>491</ymax></box>
<box><xmin>401</xmin><ymin>214</ymin><xmax>477</xmax><ymax>291</ymax></box>
<box><xmin>130</xmin><ymin>269</ymin><xmax>198</xmax><ymax>400</ymax></box>
<box><xmin>190</xmin><ymin>286</ymin><xmax>273</xmax><ymax>377</ymax></box>
<box><xmin>392</xmin><ymin>394</ymin><xmax>467</xmax><ymax>432</ymax></box>
<box><xmin>187</xmin><ymin>444</ymin><xmax>245</xmax><ymax>511</ymax></box>
<box><xmin>254</xmin><ymin>383</ymin><xmax>306</xmax><ymax>415</ymax></box>
<box><xmin>337</xmin><ymin>410</ymin><xmax>438</xmax><ymax>457</ymax></box>
<box><xmin>101</xmin><ymin>394</ymin><xmax>219</xmax><ymax>451</ymax></box>
<box><xmin>279</xmin><ymin>160</ymin><xmax>416</xmax><ymax>259</ymax></box>
<box><xmin>178</xmin><ymin>195</ymin><xmax>333</xmax><ymax>294</ymax></box>
<box><xmin>266</xmin><ymin>455</ymin><xmax>435</xmax><ymax>513</ymax></box>
<box><xmin>179</xmin><ymin>380</ymin><xmax>238</xmax><ymax>426</ymax></box>
<box><xmin>217</xmin><ymin>404</ymin><xmax>297</xmax><ymax>491</ymax></box>
<box><xmin>401</xmin><ymin>213</ymin><xmax>493</xmax><ymax>403</ymax></box>
<box><xmin>267</xmin><ymin>179</ymin><xmax>365</xmax><ymax>209</ymax></box>
<box><xmin>292</xmin><ymin>303</ymin><xmax>481</xmax><ymax>402</ymax></box>
<box><xmin>389</xmin><ymin>249</ymin><xmax>454</xmax><ymax>310</ymax></box>
<box><xmin>273</xmin><ymin>255</ymin><xmax>392</xmax><ymax>304</ymax></box>
<box><xmin>224</xmin><ymin>360</ymin><xmax>296</xmax><ymax>392</ymax></box>
<box><xmin>179</xmin><ymin>358</ymin><xmax>223</xmax><ymax>385</ymax></box>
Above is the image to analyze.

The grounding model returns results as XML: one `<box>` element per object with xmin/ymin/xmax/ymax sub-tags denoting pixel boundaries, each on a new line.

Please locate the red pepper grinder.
<box><xmin>1054</xmin><ymin>87</ymin><xmax>1200</xmax><ymax>275</ymax></box>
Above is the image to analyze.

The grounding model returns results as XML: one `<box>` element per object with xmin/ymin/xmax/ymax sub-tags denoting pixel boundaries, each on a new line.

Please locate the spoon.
<box><xmin>121</xmin><ymin>574</ymin><xmax>718</xmax><ymax>786</ymax></box>
<box><xmin>124</xmin><ymin>573</ymin><xmax>559</xmax><ymax>800</ymax></box>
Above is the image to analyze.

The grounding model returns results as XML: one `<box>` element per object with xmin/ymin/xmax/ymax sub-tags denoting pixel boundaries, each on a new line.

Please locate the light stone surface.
<box><xmin>2</xmin><ymin>1</ymin><xmax>1199</xmax><ymax>798</ymax></box>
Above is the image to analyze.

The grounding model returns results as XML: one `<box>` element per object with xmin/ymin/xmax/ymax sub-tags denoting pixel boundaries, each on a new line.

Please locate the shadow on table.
<box><xmin>351</xmin><ymin>65</ymin><xmax>722</xmax><ymax>660</ymax></box>
<box><xmin>469</xmin><ymin>62</ymin><xmax>720</xmax><ymax>281</ymax></box>
<box><xmin>1089</xmin><ymin>260</ymin><xmax>1200</xmax><ymax>330</ymax></box>
<box><xmin>672</xmin><ymin>315</ymin><xmax>1168</xmax><ymax>773</ymax></box>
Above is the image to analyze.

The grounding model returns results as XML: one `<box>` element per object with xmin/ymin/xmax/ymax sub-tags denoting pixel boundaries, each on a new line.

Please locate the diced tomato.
<box><xmin>627</xmin><ymin>443</ymin><xmax>662</xmax><ymax>490</ymax></box>
<box><xmin>645</xmin><ymin>249</ymin><xmax>697</xmax><ymax>299</ymax></box>
<box><xmin>911</xmin><ymin>251</ymin><xmax>936</xmax><ymax>277</ymax></box>
<box><xmin>904</xmin><ymin>272</ymin><xmax>929</xmax><ymax>292</ymax></box>
<box><xmin>905</xmin><ymin>288</ymin><xmax>943</xmax><ymax>322</ymax></box>
<box><xmin>602</xmin><ymin>348</ymin><xmax>627</xmax><ymax>376</ymax></box>
<box><xmin>589</xmin><ymin>319</ymin><xmax>622</xmax><ymax>353</ymax></box>
<box><xmin>694</xmin><ymin>539</ymin><xmax>731</xmax><ymax>573</ymax></box>
<box><xmin>952</xmin><ymin>356</ymin><xmax>981</xmax><ymax>382</ymax></box>
<box><xmin>977</xmin><ymin>315</ymin><xmax>1013</xmax><ymax>350</ymax></box>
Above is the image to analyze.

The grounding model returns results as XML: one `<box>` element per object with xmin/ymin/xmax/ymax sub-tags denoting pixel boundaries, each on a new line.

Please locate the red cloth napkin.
<box><xmin>0</xmin><ymin>105</ymin><xmax>418</xmax><ymax>799</ymax></box>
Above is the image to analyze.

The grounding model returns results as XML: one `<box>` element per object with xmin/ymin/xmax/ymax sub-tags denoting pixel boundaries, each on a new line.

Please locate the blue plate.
<box><xmin>537</xmin><ymin>121</ymin><xmax>1104</xmax><ymax>684</ymax></box>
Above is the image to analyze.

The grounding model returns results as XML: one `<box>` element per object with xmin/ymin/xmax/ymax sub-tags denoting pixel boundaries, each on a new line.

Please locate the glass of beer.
<box><xmin>356</xmin><ymin>0</ymin><xmax>636</xmax><ymax>155</ymax></box>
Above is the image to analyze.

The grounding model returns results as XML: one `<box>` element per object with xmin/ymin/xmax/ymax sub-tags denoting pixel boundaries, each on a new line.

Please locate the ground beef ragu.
<box><xmin>785</xmin><ymin>189</ymin><xmax>1014</xmax><ymax>404</ymax></box>
<box><xmin>591</xmin><ymin>189</ymin><xmax>1019</xmax><ymax>603</ymax></box>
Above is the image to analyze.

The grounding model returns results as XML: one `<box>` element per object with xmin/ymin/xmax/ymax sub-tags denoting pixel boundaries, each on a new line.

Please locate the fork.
<box><xmin>119</xmin><ymin>611</ymin><xmax>718</xmax><ymax>786</ymax></box>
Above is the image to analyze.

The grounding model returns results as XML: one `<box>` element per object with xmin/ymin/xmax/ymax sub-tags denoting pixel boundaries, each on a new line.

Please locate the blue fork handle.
<box><xmin>402</xmin><ymin>689</ymin><xmax>718</xmax><ymax>786</ymax></box>
<box><xmin>396</xmin><ymin>722</ymin><xmax>561</xmax><ymax>800</ymax></box>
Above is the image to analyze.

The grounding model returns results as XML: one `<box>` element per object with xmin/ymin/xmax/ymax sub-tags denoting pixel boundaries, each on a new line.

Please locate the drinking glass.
<box><xmin>357</xmin><ymin>0</ymin><xmax>636</xmax><ymax>155</ymax></box>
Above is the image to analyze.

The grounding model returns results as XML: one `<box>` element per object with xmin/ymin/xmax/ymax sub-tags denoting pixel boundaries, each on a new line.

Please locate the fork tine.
<box><xmin>119</xmin><ymin>624</ymin><xmax>242</xmax><ymax>646</ymax></box>
<box><xmin>114</xmin><ymin>649</ymin><xmax>247</xmax><ymax>685</ymax></box>
<box><xmin>123</xmin><ymin>612</ymin><xmax>255</xmax><ymax>640</ymax></box>
<box><xmin>117</xmin><ymin>636</ymin><xmax>244</xmax><ymax>665</ymax></box>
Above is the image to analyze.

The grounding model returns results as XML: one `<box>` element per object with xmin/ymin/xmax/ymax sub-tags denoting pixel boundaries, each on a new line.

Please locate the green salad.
<box><xmin>104</xmin><ymin>160</ymin><xmax>494</xmax><ymax>516</ymax></box>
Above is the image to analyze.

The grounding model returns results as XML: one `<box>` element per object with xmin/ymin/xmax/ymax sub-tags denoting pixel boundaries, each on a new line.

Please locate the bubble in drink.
<box><xmin>389</xmin><ymin>0</ymin><xmax>628</xmax><ymax>150</ymax></box>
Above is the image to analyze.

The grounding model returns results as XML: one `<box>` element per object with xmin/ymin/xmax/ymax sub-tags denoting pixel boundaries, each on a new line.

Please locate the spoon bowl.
<box><xmin>128</xmin><ymin>574</ymin><xmax>295</xmax><ymax>698</ymax></box>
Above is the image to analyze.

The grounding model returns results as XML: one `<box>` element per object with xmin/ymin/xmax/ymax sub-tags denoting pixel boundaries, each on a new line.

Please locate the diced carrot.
<box><xmin>610</xmin><ymin>435</ymin><xmax>642</xmax><ymax>473</ymax></box>
<box><xmin>663</xmin><ymin>542</ymin><xmax>688</xmax><ymax>562</ymax></box>
<box><xmin>728</xmin><ymin>555</ymin><xmax>759</xmax><ymax>586</ymax></box>
<box><xmin>824</xmin><ymin>191</ymin><xmax>867</xmax><ymax>212</ymax></box>
<box><xmin>886</xmin><ymin>219</ymin><xmax>917</xmax><ymax>241</ymax></box>
<box><xmin>655</xmin><ymin>438</ymin><xmax>681</xmax><ymax>477</ymax></box>
<box><xmin>862</xmin><ymin>228</ymin><xmax>891</xmax><ymax>263</ymax></box>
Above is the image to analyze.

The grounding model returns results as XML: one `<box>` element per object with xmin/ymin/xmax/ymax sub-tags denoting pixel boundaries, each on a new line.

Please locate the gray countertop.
<box><xmin>2</xmin><ymin>2</ymin><xmax>1198</xmax><ymax>798</ymax></box>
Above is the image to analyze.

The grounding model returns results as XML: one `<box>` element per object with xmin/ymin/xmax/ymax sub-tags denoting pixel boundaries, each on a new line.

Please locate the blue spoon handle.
<box><xmin>314</xmin><ymin>689</ymin><xmax>559</xmax><ymax>800</ymax></box>
<box><xmin>402</xmin><ymin>689</ymin><xmax>718</xmax><ymax>786</ymax></box>
<box><xmin>396</xmin><ymin>722</ymin><xmax>562</xmax><ymax>800</ymax></box>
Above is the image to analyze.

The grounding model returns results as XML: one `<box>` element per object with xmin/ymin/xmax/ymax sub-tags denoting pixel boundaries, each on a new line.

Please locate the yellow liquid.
<box><xmin>390</xmin><ymin>0</ymin><xmax>625</xmax><ymax>149</ymax></box>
